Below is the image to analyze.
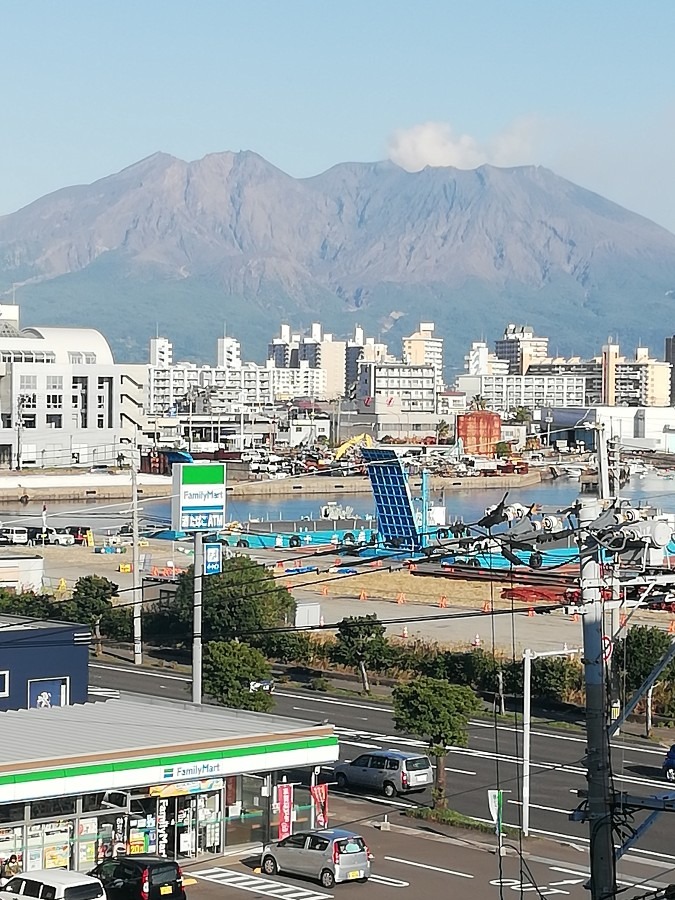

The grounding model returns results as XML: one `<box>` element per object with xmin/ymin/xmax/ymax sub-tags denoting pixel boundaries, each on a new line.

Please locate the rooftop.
<box><xmin>0</xmin><ymin>692</ymin><xmax>329</xmax><ymax>770</ymax></box>
<box><xmin>0</xmin><ymin>613</ymin><xmax>87</xmax><ymax>633</ymax></box>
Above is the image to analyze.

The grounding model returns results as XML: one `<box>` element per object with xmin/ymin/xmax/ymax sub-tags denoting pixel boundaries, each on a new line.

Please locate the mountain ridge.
<box><xmin>1</xmin><ymin>150</ymin><xmax>674</xmax><ymax>365</ymax></box>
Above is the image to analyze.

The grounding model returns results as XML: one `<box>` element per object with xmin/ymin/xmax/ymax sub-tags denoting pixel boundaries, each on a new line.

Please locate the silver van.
<box><xmin>0</xmin><ymin>870</ymin><xmax>105</xmax><ymax>900</ymax></box>
<box><xmin>261</xmin><ymin>829</ymin><xmax>371</xmax><ymax>888</ymax></box>
<box><xmin>334</xmin><ymin>748</ymin><xmax>433</xmax><ymax>797</ymax></box>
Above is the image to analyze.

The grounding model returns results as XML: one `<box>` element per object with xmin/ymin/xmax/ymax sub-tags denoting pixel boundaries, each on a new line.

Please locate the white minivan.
<box><xmin>1</xmin><ymin>528</ymin><xmax>28</xmax><ymax>545</ymax></box>
<box><xmin>0</xmin><ymin>870</ymin><xmax>104</xmax><ymax>900</ymax></box>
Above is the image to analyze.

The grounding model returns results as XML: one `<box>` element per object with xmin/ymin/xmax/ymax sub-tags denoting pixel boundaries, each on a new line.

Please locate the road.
<box><xmin>90</xmin><ymin>661</ymin><xmax>675</xmax><ymax>890</ymax></box>
<box><xmin>184</xmin><ymin>817</ymin><xmax>666</xmax><ymax>900</ymax></box>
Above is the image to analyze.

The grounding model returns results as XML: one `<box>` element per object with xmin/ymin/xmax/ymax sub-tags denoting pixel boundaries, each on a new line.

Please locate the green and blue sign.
<box><xmin>171</xmin><ymin>463</ymin><xmax>226</xmax><ymax>532</ymax></box>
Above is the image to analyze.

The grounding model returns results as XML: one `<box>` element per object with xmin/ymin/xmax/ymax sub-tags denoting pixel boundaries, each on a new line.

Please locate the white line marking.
<box><xmin>90</xmin><ymin>663</ymin><xmax>190</xmax><ymax>682</ymax></box>
<box><xmin>445</xmin><ymin>766</ymin><xmax>477</xmax><ymax>776</ymax></box>
<box><xmin>508</xmin><ymin>799</ymin><xmax>569</xmax><ymax>814</ymax></box>
<box><xmin>384</xmin><ymin>856</ymin><xmax>473</xmax><ymax>878</ymax></box>
<box><xmin>278</xmin><ymin>691</ymin><xmax>390</xmax><ymax>712</ymax></box>
<box><xmin>340</xmin><ymin>740</ymin><xmax>382</xmax><ymax>749</ymax></box>
<box><xmin>369</xmin><ymin>874</ymin><xmax>409</xmax><ymax>887</ymax></box>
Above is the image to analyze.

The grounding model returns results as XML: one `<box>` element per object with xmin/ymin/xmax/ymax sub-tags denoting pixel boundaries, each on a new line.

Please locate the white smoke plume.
<box><xmin>387</xmin><ymin>118</ymin><xmax>541</xmax><ymax>172</ymax></box>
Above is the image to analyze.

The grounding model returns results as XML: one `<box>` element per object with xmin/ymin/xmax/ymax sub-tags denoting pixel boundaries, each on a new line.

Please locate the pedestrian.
<box><xmin>3</xmin><ymin>855</ymin><xmax>21</xmax><ymax>878</ymax></box>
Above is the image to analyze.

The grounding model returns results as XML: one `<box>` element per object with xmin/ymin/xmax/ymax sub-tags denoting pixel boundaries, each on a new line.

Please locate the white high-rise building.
<box><xmin>217</xmin><ymin>336</ymin><xmax>241</xmax><ymax>369</ymax></box>
<box><xmin>464</xmin><ymin>341</ymin><xmax>510</xmax><ymax>376</ymax></box>
<box><xmin>149</xmin><ymin>337</ymin><xmax>173</xmax><ymax>367</ymax></box>
<box><xmin>403</xmin><ymin>322</ymin><xmax>444</xmax><ymax>390</ymax></box>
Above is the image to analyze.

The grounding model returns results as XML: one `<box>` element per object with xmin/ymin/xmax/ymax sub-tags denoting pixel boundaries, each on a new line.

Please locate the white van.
<box><xmin>0</xmin><ymin>870</ymin><xmax>104</xmax><ymax>900</ymax></box>
<box><xmin>1</xmin><ymin>528</ymin><xmax>28</xmax><ymax>545</ymax></box>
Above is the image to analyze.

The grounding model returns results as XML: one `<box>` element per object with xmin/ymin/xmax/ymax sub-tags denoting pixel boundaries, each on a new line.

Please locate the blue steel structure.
<box><xmin>361</xmin><ymin>448</ymin><xmax>422</xmax><ymax>551</ymax></box>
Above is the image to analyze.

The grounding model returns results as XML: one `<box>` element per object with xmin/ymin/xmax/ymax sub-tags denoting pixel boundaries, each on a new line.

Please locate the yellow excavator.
<box><xmin>334</xmin><ymin>433</ymin><xmax>374</xmax><ymax>460</ymax></box>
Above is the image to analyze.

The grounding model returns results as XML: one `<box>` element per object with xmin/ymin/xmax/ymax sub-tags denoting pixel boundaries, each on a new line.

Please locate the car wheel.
<box><xmin>358</xmin><ymin>877</ymin><xmax>369</xmax><ymax>884</ymax></box>
<box><xmin>335</xmin><ymin>772</ymin><xmax>348</xmax><ymax>790</ymax></box>
<box><xmin>666</xmin><ymin>767</ymin><xmax>675</xmax><ymax>782</ymax></box>
<box><xmin>383</xmin><ymin>781</ymin><xmax>397</xmax><ymax>798</ymax></box>
<box><xmin>320</xmin><ymin>870</ymin><xmax>336</xmax><ymax>889</ymax></box>
<box><xmin>262</xmin><ymin>856</ymin><xmax>278</xmax><ymax>876</ymax></box>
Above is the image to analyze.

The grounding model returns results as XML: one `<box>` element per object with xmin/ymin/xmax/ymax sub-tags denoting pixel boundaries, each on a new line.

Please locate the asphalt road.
<box><xmin>90</xmin><ymin>662</ymin><xmax>675</xmax><ymax>890</ymax></box>
<box><xmin>184</xmin><ymin>817</ymin><xmax>666</xmax><ymax>900</ymax></box>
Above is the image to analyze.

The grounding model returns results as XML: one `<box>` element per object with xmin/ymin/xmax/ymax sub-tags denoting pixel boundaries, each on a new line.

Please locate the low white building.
<box><xmin>0</xmin><ymin>306</ymin><xmax>144</xmax><ymax>468</ymax></box>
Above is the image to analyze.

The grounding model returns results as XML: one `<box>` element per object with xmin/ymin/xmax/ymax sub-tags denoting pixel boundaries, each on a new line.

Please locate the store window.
<box><xmin>0</xmin><ymin>671</ymin><xmax>8</xmax><ymax>697</ymax></box>
<box><xmin>30</xmin><ymin>798</ymin><xmax>75</xmax><ymax>819</ymax></box>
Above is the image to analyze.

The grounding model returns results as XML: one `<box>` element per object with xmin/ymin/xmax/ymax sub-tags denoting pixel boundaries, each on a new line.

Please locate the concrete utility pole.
<box><xmin>192</xmin><ymin>532</ymin><xmax>204</xmax><ymax>704</ymax></box>
<box><xmin>579</xmin><ymin>498</ymin><xmax>616</xmax><ymax>900</ymax></box>
<box><xmin>131</xmin><ymin>462</ymin><xmax>142</xmax><ymax>666</ymax></box>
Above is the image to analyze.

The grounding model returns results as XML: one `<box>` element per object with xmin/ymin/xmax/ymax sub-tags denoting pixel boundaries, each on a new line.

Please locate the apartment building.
<box><xmin>456</xmin><ymin>373</ymin><xmax>586</xmax><ymax>414</ymax></box>
<box><xmin>495</xmin><ymin>324</ymin><xmax>549</xmax><ymax>374</ymax></box>
<box><xmin>464</xmin><ymin>341</ymin><xmax>510</xmax><ymax>376</ymax></box>
<box><xmin>528</xmin><ymin>345</ymin><xmax>671</xmax><ymax>407</ymax></box>
<box><xmin>357</xmin><ymin>361</ymin><xmax>437</xmax><ymax>414</ymax></box>
<box><xmin>403</xmin><ymin>322</ymin><xmax>444</xmax><ymax>390</ymax></box>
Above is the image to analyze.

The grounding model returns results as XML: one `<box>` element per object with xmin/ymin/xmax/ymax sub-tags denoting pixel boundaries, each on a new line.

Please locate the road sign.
<box><xmin>171</xmin><ymin>463</ymin><xmax>226</xmax><ymax>532</ymax></box>
<box><xmin>602</xmin><ymin>635</ymin><xmax>613</xmax><ymax>662</ymax></box>
<box><xmin>204</xmin><ymin>542</ymin><xmax>222</xmax><ymax>576</ymax></box>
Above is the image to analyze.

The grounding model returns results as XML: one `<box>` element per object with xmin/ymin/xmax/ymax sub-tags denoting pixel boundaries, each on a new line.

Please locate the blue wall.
<box><xmin>0</xmin><ymin>623</ymin><xmax>89</xmax><ymax>711</ymax></box>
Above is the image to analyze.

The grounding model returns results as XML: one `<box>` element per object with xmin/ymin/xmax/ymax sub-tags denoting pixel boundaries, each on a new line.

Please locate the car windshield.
<box><xmin>404</xmin><ymin>757</ymin><xmax>431</xmax><ymax>771</ymax></box>
<box><xmin>336</xmin><ymin>836</ymin><xmax>366</xmax><ymax>854</ymax></box>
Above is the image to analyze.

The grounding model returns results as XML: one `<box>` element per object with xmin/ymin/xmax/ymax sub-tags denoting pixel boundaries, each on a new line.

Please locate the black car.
<box><xmin>66</xmin><ymin>525</ymin><xmax>93</xmax><ymax>544</ymax></box>
<box><xmin>89</xmin><ymin>856</ymin><xmax>186</xmax><ymax>900</ymax></box>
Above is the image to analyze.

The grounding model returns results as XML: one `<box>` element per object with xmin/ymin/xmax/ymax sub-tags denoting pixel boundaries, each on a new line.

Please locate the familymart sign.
<box><xmin>172</xmin><ymin>463</ymin><xmax>226</xmax><ymax>532</ymax></box>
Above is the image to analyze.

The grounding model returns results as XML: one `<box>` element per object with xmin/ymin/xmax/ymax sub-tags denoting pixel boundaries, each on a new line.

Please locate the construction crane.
<box><xmin>334</xmin><ymin>433</ymin><xmax>374</xmax><ymax>460</ymax></box>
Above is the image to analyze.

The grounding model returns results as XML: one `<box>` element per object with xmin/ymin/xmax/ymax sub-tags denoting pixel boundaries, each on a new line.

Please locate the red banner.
<box><xmin>277</xmin><ymin>783</ymin><xmax>293</xmax><ymax>841</ymax></box>
<box><xmin>310</xmin><ymin>783</ymin><xmax>328</xmax><ymax>828</ymax></box>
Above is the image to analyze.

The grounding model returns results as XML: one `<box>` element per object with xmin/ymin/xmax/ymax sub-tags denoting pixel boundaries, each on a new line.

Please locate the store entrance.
<box><xmin>163</xmin><ymin>792</ymin><xmax>221</xmax><ymax>859</ymax></box>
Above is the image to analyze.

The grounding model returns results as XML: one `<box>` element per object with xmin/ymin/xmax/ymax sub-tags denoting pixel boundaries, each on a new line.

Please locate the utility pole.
<box><xmin>579</xmin><ymin>498</ymin><xmax>616</xmax><ymax>900</ymax></box>
<box><xmin>131</xmin><ymin>461</ymin><xmax>142</xmax><ymax>666</ymax></box>
<box><xmin>16</xmin><ymin>394</ymin><xmax>28</xmax><ymax>471</ymax></box>
<box><xmin>192</xmin><ymin>531</ymin><xmax>204</xmax><ymax>704</ymax></box>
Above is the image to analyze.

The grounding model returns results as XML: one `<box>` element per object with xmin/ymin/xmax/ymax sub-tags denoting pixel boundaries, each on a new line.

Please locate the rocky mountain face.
<box><xmin>1</xmin><ymin>150</ymin><xmax>674</xmax><ymax>365</ymax></box>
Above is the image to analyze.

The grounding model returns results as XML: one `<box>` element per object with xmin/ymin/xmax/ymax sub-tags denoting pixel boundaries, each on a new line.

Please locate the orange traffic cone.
<box><xmin>396</xmin><ymin>592</ymin><xmax>406</xmax><ymax>605</ymax></box>
<box><xmin>482</xmin><ymin>601</ymin><xmax>491</xmax><ymax>614</ymax></box>
<box><xmin>669</xmin><ymin>620</ymin><xmax>675</xmax><ymax>635</ymax></box>
<box><xmin>438</xmin><ymin>595</ymin><xmax>448</xmax><ymax>608</ymax></box>
<box><xmin>572</xmin><ymin>612</ymin><xmax>580</xmax><ymax>623</ymax></box>
<box><xmin>409</xmin><ymin>563</ymin><xmax>417</xmax><ymax>572</ymax></box>
<box><xmin>359</xmin><ymin>590</ymin><xmax>368</xmax><ymax>601</ymax></box>
<box><xmin>620</xmin><ymin>613</ymin><xmax>627</xmax><ymax>628</ymax></box>
<box><xmin>275</xmin><ymin>560</ymin><xmax>284</xmax><ymax>571</ymax></box>
<box><xmin>527</xmin><ymin>608</ymin><xmax>535</xmax><ymax>618</ymax></box>
<box><xmin>321</xmin><ymin>586</ymin><xmax>329</xmax><ymax>596</ymax></box>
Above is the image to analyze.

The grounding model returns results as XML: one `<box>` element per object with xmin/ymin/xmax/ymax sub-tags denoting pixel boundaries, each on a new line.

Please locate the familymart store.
<box><xmin>0</xmin><ymin>693</ymin><xmax>338</xmax><ymax>871</ymax></box>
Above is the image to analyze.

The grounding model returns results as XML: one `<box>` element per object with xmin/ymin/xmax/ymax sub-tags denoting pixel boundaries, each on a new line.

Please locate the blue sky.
<box><xmin>1</xmin><ymin>0</ymin><xmax>674</xmax><ymax>228</ymax></box>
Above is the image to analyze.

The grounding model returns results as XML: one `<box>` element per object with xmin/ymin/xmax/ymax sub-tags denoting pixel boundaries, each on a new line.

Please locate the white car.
<box><xmin>32</xmin><ymin>527</ymin><xmax>76</xmax><ymax>546</ymax></box>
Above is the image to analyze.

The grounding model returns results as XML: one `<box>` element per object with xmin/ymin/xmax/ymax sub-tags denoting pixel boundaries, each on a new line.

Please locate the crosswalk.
<box><xmin>192</xmin><ymin>866</ymin><xmax>333</xmax><ymax>900</ymax></box>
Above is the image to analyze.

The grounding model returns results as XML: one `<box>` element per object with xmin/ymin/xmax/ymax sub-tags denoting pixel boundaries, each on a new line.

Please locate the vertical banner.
<box><xmin>277</xmin><ymin>783</ymin><xmax>294</xmax><ymax>841</ymax></box>
<box><xmin>487</xmin><ymin>789</ymin><xmax>503</xmax><ymax>835</ymax></box>
<box><xmin>310</xmin><ymin>783</ymin><xmax>328</xmax><ymax>828</ymax></box>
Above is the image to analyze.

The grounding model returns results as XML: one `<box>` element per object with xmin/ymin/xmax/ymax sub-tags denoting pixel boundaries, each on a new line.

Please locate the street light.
<box><xmin>522</xmin><ymin>645</ymin><xmax>582</xmax><ymax>837</ymax></box>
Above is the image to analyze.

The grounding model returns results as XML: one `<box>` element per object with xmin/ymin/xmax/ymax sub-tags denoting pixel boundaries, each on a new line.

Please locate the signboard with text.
<box><xmin>204</xmin><ymin>542</ymin><xmax>223</xmax><ymax>575</ymax></box>
<box><xmin>277</xmin><ymin>783</ymin><xmax>294</xmax><ymax>841</ymax></box>
<box><xmin>171</xmin><ymin>463</ymin><xmax>226</xmax><ymax>532</ymax></box>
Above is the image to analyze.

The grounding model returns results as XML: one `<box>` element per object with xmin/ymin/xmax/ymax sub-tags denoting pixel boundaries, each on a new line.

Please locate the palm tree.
<box><xmin>470</xmin><ymin>395</ymin><xmax>487</xmax><ymax>411</ymax></box>
<box><xmin>509</xmin><ymin>406</ymin><xmax>532</xmax><ymax>424</ymax></box>
<box><xmin>435</xmin><ymin>419</ymin><xmax>450</xmax><ymax>443</ymax></box>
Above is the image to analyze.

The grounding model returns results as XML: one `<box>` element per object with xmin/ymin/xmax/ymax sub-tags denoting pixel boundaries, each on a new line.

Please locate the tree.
<box><xmin>470</xmin><ymin>395</ymin><xmax>487</xmax><ymax>411</ymax></box>
<box><xmin>146</xmin><ymin>556</ymin><xmax>295</xmax><ymax>646</ymax></box>
<box><xmin>392</xmin><ymin>677</ymin><xmax>480</xmax><ymax>807</ymax></box>
<box><xmin>203</xmin><ymin>640</ymin><xmax>274</xmax><ymax>712</ymax></box>
<box><xmin>57</xmin><ymin>575</ymin><xmax>119</xmax><ymax>657</ymax></box>
<box><xmin>617</xmin><ymin>625</ymin><xmax>675</xmax><ymax>692</ymax></box>
<box><xmin>330</xmin><ymin>615</ymin><xmax>389</xmax><ymax>694</ymax></box>
<box><xmin>509</xmin><ymin>406</ymin><xmax>532</xmax><ymax>424</ymax></box>
<box><xmin>435</xmin><ymin>419</ymin><xmax>450</xmax><ymax>444</ymax></box>
<box><xmin>495</xmin><ymin>441</ymin><xmax>511</xmax><ymax>458</ymax></box>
